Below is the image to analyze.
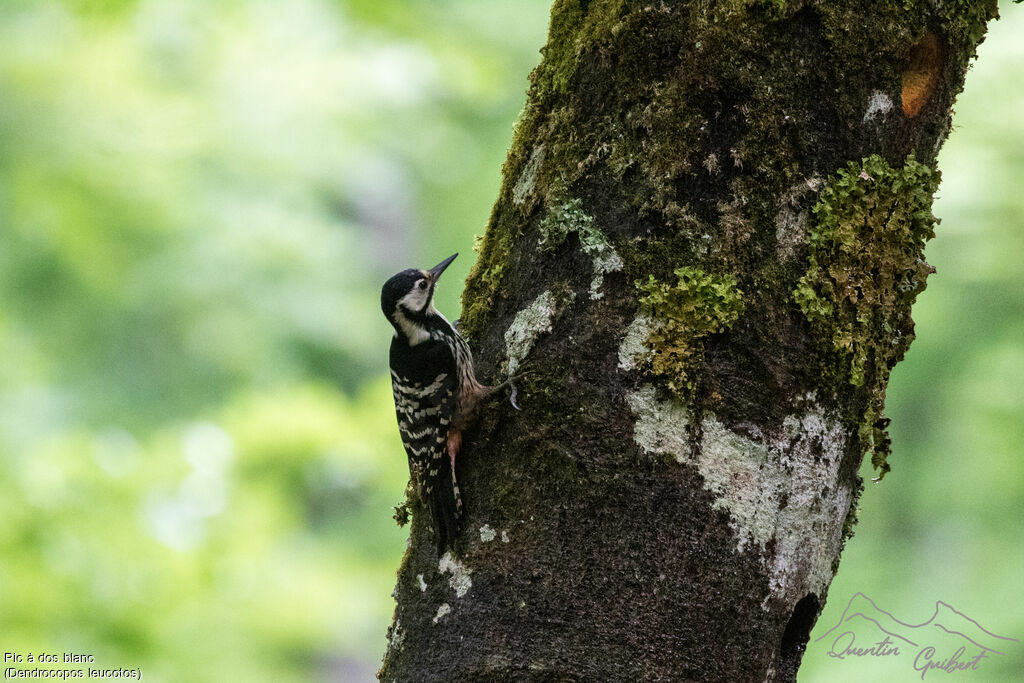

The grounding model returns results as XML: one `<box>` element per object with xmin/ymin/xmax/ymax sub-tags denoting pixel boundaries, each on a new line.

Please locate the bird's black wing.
<box><xmin>389</xmin><ymin>339</ymin><xmax>462</xmax><ymax>551</ymax></box>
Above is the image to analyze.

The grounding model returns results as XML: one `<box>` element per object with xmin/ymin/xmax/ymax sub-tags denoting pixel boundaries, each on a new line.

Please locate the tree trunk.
<box><xmin>380</xmin><ymin>1</ymin><xmax>1000</xmax><ymax>680</ymax></box>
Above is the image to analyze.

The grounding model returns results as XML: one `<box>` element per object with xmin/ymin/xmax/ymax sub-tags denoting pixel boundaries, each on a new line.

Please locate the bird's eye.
<box><xmin>418</xmin><ymin>280</ymin><xmax>428</xmax><ymax>290</ymax></box>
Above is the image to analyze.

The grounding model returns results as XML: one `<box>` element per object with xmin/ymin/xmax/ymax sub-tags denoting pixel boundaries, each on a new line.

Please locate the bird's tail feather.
<box><xmin>428</xmin><ymin>463</ymin><xmax>462</xmax><ymax>553</ymax></box>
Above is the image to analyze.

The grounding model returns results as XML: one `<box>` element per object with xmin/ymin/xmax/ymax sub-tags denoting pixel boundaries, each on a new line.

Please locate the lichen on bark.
<box><xmin>634</xmin><ymin>267</ymin><xmax>744</xmax><ymax>394</ymax></box>
<box><xmin>794</xmin><ymin>153</ymin><xmax>938</xmax><ymax>478</ymax></box>
<box><xmin>626</xmin><ymin>384</ymin><xmax>852</xmax><ymax>606</ymax></box>
<box><xmin>537</xmin><ymin>198</ymin><xmax>623</xmax><ymax>300</ymax></box>
<box><xmin>461</xmin><ymin>0</ymin><xmax>997</xmax><ymax>343</ymax></box>
<box><xmin>382</xmin><ymin>1</ymin><xmax>1000</xmax><ymax>680</ymax></box>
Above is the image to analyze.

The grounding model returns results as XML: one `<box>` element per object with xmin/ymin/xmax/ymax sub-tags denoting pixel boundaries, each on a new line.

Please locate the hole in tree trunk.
<box><xmin>780</xmin><ymin>592</ymin><xmax>821</xmax><ymax>660</ymax></box>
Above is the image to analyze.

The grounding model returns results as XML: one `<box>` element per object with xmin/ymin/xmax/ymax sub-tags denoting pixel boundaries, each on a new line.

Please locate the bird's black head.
<box><xmin>381</xmin><ymin>253</ymin><xmax>458</xmax><ymax>328</ymax></box>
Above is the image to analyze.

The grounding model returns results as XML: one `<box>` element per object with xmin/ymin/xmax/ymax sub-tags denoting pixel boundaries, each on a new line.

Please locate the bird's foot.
<box><xmin>490</xmin><ymin>365</ymin><xmax>532</xmax><ymax>411</ymax></box>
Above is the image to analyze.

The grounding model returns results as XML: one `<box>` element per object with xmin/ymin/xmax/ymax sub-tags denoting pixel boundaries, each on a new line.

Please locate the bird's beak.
<box><xmin>428</xmin><ymin>253</ymin><xmax>458</xmax><ymax>281</ymax></box>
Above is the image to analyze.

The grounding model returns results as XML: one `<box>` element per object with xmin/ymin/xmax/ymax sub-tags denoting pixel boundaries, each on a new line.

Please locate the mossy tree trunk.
<box><xmin>380</xmin><ymin>1</ymin><xmax>1001</xmax><ymax>680</ymax></box>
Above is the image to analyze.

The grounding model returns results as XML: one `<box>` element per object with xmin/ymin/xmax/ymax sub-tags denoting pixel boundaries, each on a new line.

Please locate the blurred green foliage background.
<box><xmin>0</xmin><ymin>1</ymin><xmax>1019</xmax><ymax>681</ymax></box>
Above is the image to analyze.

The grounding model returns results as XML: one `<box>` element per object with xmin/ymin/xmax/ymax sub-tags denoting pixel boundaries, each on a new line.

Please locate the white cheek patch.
<box><xmin>400</xmin><ymin>286</ymin><xmax>430</xmax><ymax>312</ymax></box>
<box><xmin>394</xmin><ymin>308</ymin><xmax>431</xmax><ymax>345</ymax></box>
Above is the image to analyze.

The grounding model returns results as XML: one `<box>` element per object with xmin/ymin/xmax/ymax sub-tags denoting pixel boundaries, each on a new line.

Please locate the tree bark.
<box><xmin>380</xmin><ymin>1</ymin><xmax>1000</xmax><ymax>680</ymax></box>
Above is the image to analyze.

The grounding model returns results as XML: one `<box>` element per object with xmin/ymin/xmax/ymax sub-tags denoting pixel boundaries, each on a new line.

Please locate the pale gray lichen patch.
<box><xmin>863</xmin><ymin>90</ymin><xmax>894</xmax><ymax>122</ymax></box>
<box><xmin>538</xmin><ymin>198</ymin><xmax>622</xmax><ymax>300</ymax></box>
<box><xmin>501</xmin><ymin>530</ymin><xmax>510</xmax><ymax>543</ymax></box>
<box><xmin>765</xmin><ymin>408</ymin><xmax>851</xmax><ymax>604</ymax></box>
<box><xmin>583</xmin><ymin>233</ymin><xmax>624</xmax><ymax>300</ymax></box>
<box><xmin>417</xmin><ymin>574</ymin><xmax>427</xmax><ymax>592</ymax></box>
<box><xmin>432</xmin><ymin>603</ymin><xmax>451</xmax><ymax>624</ymax></box>
<box><xmin>438</xmin><ymin>551</ymin><xmax>472</xmax><ymax>598</ymax></box>
<box><xmin>504</xmin><ymin>290</ymin><xmax>573</xmax><ymax>376</ymax></box>
<box><xmin>513</xmin><ymin>145</ymin><xmax>545</xmax><ymax>206</ymax></box>
<box><xmin>538</xmin><ymin>198</ymin><xmax>591</xmax><ymax>251</ymax></box>
<box><xmin>696</xmin><ymin>416</ymin><xmax>774</xmax><ymax>553</ymax></box>
<box><xmin>626</xmin><ymin>385</ymin><xmax>691</xmax><ymax>458</ymax></box>
<box><xmin>618</xmin><ymin>313</ymin><xmax>656</xmax><ymax>371</ymax></box>
<box><xmin>775</xmin><ymin>177</ymin><xmax>823</xmax><ymax>261</ymax></box>
<box><xmin>479</xmin><ymin>524</ymin><xmax>496</xmax><ymax>543</ymax></box>
<box><xmin>626</xmin><ymin>386</ymin><xmax>852</xmax><ymax>605</ymax></box>
<box><xmin>390</xmin><ymin>618</ymin><xmax>406</xmax><ymax>649</ymax></box>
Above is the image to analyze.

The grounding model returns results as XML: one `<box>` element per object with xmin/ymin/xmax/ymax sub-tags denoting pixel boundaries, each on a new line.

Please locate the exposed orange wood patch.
<box><xmin>902</xmin><ymin>32</ymin><xmax>943</xmax><ymax>118</ymax></box>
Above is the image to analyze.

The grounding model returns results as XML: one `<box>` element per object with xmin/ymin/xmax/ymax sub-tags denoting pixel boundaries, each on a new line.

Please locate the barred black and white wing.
<box><xmin>389</xmin><ymin>343</ymin><xmax>462</xmax><ymax>551</ymax></box>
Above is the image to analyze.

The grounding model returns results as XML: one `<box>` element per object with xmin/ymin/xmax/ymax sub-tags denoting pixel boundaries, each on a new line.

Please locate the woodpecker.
<box><xmin>381</xmin><ymin>253</ymin><xmax>494</xmax><ymax>552</ymax></box>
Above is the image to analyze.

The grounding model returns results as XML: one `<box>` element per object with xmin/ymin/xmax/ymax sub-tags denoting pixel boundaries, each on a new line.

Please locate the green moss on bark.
<box><xmin>538</xmin><ymin>198</ymin><xmax>592</xmax><ymax>252</ymax></box>
<box><xmin>538</xmin><ymin>198</ymin><xmax>623</xmax><ymax>299</ymax></box>
<box><xmin>461</xmin><ymin>0</ymin><xmax>995</xmax><ymax>344</ymax></box>
<box><xmin>795</xmin><ymin>154</ymin><xmax>937</xmax><ymax>386</ymax></box>
<box><xmin>461</xmin><ymin>208</ymin><xmax>515</xmax><ymax>338</ymax></box>
<box><xmin>387</xmin><ymin>1</ymin><xmax>1000</xmax><ymax>679</ymax></box>
<box><xmin>794</xmin><ymin>154</ymin><xmax>938</xmax><ymax>478</ymax></box>
<box><xmin>930</xmin><ymin>0</ymin><xmax>999</xmax><ymax>47</ymax></box>
<box><xmin>533</xmin><ymin>0</ymin><xmax>629</xmax><ymax>99</ymax></box>
<box><xmin>636</xmin><ymin>267</ymin><xmax>744</xmax><ymax>394</ymax></box>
